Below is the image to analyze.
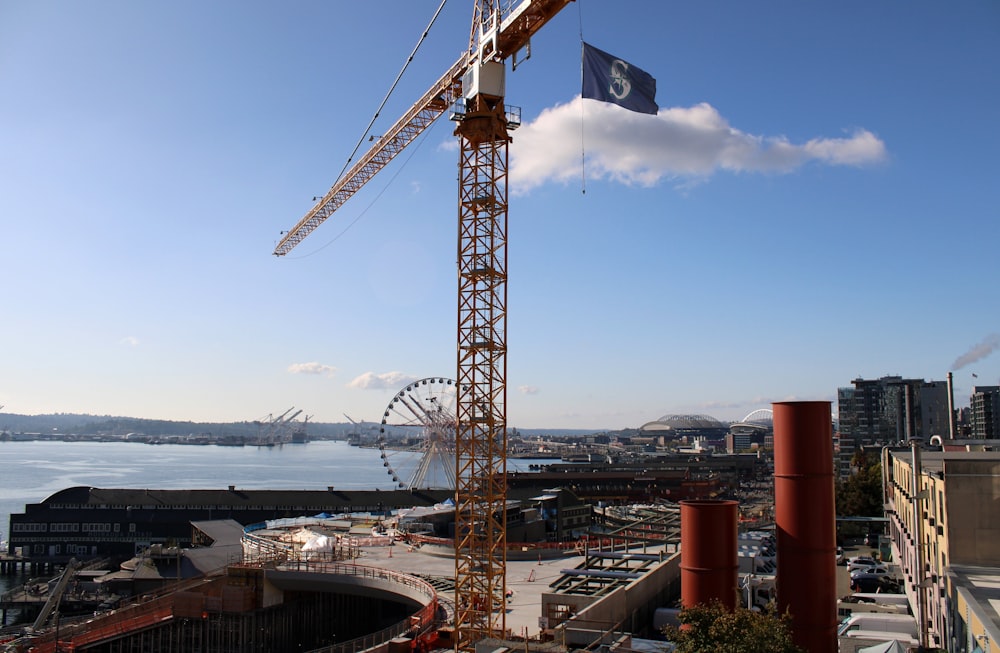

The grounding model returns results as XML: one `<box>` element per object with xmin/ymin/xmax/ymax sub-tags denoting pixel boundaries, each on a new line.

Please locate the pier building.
<box><xmin>5</xmin><ymin>453</ymin><xmax>766</xmax><ymax>569</ymax></box>
<box><xmin>5</xmin><ymin>486</ymin><xmax>593</xmax><ymax>569</ymax></box>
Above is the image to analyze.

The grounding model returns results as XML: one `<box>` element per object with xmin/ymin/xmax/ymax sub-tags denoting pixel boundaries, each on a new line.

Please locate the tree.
<box><xmin>836</xmin><ymin>450</ymin><xmax>884</xmax><ymax>539</ymax></box>
<box><xmin>662</xmin><ymin>601</ymin><xmax>803</xmax><ymax>653</ymax></box>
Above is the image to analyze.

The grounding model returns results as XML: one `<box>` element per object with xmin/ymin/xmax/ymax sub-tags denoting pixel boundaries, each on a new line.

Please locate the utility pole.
<box><xmin>907</xmin><ymin>383</ymin><xmax>930</xmax><ymax>652</ymax></box>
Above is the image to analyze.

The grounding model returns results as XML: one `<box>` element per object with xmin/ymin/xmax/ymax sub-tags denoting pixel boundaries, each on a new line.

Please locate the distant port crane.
<box><xmin>273</xmin><ymin>1</ymin><xmax>573</xmax><ymax>645</ymax></box>
<box><xmin>254</xmin><ymin>407</ymin><xmax>303</xmax><ymax>445</ymax></box>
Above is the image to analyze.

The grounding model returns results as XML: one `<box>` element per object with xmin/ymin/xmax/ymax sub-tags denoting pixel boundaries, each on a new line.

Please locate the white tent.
<box><xmin>301</xmin><ymin>533</ymin><xmax>334</xmax><ymax>559</ymax></box>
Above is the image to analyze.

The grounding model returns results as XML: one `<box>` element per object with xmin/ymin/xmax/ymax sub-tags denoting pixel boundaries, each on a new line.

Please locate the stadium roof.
<box><xmin>639</xmin><ymin>414</ymin><xmax>728</xmax><ymax>431</ymax></box>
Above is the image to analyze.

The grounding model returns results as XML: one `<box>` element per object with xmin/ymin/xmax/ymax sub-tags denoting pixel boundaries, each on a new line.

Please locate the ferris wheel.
<box><xmin>378</xmin><ymin>377</ymin><xmax>458</xmax><ymax>490</ymax></box>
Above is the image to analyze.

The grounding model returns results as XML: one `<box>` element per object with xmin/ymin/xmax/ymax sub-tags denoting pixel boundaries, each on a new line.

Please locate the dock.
<box><xmin>0</xmin><ymin>553</ymin><xmax>38</xmax><ymax>576</ymax></box>
<box><xmin>1</xmin><ymin>559</ymin><xmax>119</xmax><ymax>628</ymax></box>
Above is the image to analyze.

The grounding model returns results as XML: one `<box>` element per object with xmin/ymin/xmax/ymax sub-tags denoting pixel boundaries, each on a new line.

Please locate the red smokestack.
<box><xmin>680</xmin><ymin>499</ymin><xmax>738</xmax><ymax>610</ymax></box>
<box><xmin>773</xmin><ymin>401</ymin><xmax>837</xmax><ymax>653</ymax></box>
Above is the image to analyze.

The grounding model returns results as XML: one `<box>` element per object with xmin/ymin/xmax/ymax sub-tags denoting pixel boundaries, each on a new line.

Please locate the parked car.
<box><xmin>851</xmin><ymin>576</ymin><xmax>883</xmax><ymax>593</ymax></box>
<box><xmin>851</xmin><ymin>574</ymin><xmax>902</xmax><ymax>593</ymax></box>
<box><xmin>850</xmin><ymin>565</ymin><xmax>889</xmax><ymax>579</ymax></box>
<box><xmin>848</xmin><ymin>556</ymin><xmax>878</xmax><ymax>572</ymax></box>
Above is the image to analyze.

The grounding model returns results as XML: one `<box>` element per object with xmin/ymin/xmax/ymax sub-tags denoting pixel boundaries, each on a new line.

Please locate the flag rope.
<box><xmin>578</xmin><ymin>1</ymin><xmax>587</xmax><ymax>195</ymax></box>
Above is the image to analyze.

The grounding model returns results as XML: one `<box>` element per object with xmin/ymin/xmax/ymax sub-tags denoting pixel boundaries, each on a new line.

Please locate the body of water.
<box><xmin>1</xmin><ymin>439</ymin><xmax>390</xmax><ymax>542</ymax></box>
<box><xmin>0</xmin><ymin>439</ymin><xmax>558</xmax><ymax>612</ymax></box>
<box><xmin>1</xmin><ymin>439</ymin><xmax>557</xmax><ymax>540</ymax></box>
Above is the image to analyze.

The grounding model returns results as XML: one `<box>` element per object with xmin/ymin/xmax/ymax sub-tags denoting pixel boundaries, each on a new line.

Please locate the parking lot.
<box><xmin>837</xmin><ymin>537</ymin><xmax>897</xmax><ymax>598</ymax></box>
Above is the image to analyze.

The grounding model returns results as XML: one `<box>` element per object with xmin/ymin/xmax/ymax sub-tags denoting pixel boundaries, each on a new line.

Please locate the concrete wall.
<box><xmin>944</xmin><ymin>459</ymin><xmax>1000</xmax><ymax>566</ymax></box>
<box><xmin>265</xmin><ymin>569</ymin><xmax>431</xmax><ymax>608</ymax></box>
<box><xmin>549</xmin><ymin>553</ymin><xmax>682</xmax><ymax>647</ymax></box>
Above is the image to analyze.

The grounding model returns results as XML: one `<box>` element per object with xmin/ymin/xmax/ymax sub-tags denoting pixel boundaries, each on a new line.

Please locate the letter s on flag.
<box><xmin>581</xmin><ymin>42</ymin><xmax>658</xmax><ymax>115</ymax></box>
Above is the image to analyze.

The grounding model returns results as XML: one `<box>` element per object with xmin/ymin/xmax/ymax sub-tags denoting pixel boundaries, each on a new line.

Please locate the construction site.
<box><xmin>2</xmin><ymin>0</ymin><xmax>848</xmax><ymax>650</ymax></box>
<box><xmin>3</xmin><ymin>508</ymin><xmax>686</xmax><ymax>653</ymax></box>
<box><xmin>2</xmin><ymin>401</ymin><xmax>845</xmax><ymax>653</ymax></box>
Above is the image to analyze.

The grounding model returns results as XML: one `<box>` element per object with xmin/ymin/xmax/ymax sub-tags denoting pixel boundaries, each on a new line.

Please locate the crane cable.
<box><xmin>288</xmin><ymin>125</ymin><xmax>435</xmax><ymax>258</ymax></box>
<box><xmin>288</xmin><ymin>0</ymin><xmax>452</xmax><ymax>259</ymax></box>
<box><xmin>332</xmin><ymin>0</ymin><xmax>451</xmax><ymax>188</ymax></box>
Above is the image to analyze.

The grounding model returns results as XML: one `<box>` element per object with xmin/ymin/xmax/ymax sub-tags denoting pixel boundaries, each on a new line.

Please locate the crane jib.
<box><xmin>272</xmin><ymin>58</ymin><xmax>465</xmax><ymax>256</ymax></box>
<box><xmin>272</xmin><ymin>0</ymin><xmax>573</xmax><ymax>257</ymax></box>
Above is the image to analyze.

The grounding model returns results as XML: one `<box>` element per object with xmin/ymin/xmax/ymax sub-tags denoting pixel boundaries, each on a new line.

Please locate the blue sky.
<box><xmin>2</xmin><ymin>1</ymin><xmax>998</xmax><ymax>430</ymax></box>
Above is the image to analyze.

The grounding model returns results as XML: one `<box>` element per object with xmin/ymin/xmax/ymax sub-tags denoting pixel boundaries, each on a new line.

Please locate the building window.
<box><xmin>547</xmin><ymin>603</ymin><xmax>575</xmax><ymax>626</ymax></box>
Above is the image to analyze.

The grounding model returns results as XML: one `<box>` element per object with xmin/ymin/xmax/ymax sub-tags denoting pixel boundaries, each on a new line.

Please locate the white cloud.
<box><xmin>518</xmin><ymin>385</ymin><xmax>540</xmax><ymax>395</ymax></box>
<box><xmin>287</xmin><ymin>362</ymin><xmax>336</xmax><ymax>377</ymax></box>
<box><xmin>509</xmin><ymin>98</ymin><xmax>887</xmax><ymax>192</ymax></box>
<box><xmin>348</xmin><ymin>371</ymin><xmax>420</xmax><ymax>390</ymax></box>
<box><xmin>120</xmin><ymin>336</ymin><xmax>139</xmax><ymax>347</ymax></box>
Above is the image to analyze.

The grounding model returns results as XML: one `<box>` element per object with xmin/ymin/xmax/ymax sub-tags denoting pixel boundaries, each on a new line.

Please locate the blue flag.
<box><xmin>581</xmin><ymin>42</ymin><xmax>658</xmax><ymax>115</ymax></box>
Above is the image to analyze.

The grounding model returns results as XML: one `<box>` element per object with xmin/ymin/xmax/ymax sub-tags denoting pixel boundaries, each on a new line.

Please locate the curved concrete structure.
<box><xmin>21</xmin><ymin>546</ymin><xmax>441</xmax><ymax>653</ymax></box>
<box><xmin>266</xmin><ymin>560</ymin><xmax>437</xmax><ymax>609</ymax></box>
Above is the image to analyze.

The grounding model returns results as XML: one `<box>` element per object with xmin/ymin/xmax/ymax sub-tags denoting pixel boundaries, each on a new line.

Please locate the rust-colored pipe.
<box><xmin>680</xmin><ymin>499</ymin><xmax>738</xmax><ymax>610</ymax></box>
<box><xmin>773</xmin><ymin>401</ymin><xmax>837</xmax><ymax>653</ymax></box>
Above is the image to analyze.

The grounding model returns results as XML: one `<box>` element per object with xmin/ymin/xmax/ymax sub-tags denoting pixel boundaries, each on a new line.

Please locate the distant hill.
<box><xmin>0</xmin><ymin>412</ymin><xmax>347</xmax><ymax>438</ymax></box>
<box><xmin>0</xmin><ymin>412</ymin><xmax>609</xmax><ymax>439</ymax></box>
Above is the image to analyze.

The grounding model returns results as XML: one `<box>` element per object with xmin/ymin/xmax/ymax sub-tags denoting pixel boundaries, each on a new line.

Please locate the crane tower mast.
<box><xmin>274</xmin><ymin>1</ymin><xmax>573</xmax><ymax>647</ymax></box>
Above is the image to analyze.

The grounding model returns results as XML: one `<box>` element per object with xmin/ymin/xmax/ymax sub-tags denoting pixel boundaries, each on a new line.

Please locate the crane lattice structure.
<box><xmin>254</xmin><ymin>407</ymin><xmax>303</xmax><ymax>445</ymax></box>
<box><xmin>273</xmin><ymin>1</ymin><xmax>573</xmax><ymax>647</ymax></box>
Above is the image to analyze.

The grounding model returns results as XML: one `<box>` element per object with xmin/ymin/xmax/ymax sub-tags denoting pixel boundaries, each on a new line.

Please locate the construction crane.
<box><xmin>343</xmin><ymin>413</ymin><xmax>373</xmax><ymax>442</ymax></box>
<box><xmin>274</xmin><ymin>1</ymin><xmax>573</xmax><ymax>647</ymax></box>
<box><xmin>30</xmin><ymin>558</ymin><xmax>82</xmax><ymax>633</ymax></box>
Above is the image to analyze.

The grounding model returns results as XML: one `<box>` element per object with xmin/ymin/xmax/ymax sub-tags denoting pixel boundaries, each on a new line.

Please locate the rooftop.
<box><xmin>950</xmin><ymin>565</ymin><xmax>1000</xmax><ymax>647</ymax></box>
<box><xmin>889</xmin><ymin>449</ymin><xmax>1000</xmax><ymax>475</ymax></box>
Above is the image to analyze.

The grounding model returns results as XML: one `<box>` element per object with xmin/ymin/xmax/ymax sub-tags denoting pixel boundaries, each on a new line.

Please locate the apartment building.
<box><xmin>837</xmin><ymin>376</ymin><xmax>950</xmax><ymax>477</ymax></box>
<box><xmin>969</xmin><ymin>386</ymin><xmax>1000</xmax><ymax>439</ymax></box>
<box><xmin>883</xmin><ymin>446</ymin><xmax>1000</xmax><ymax>652</ymax></box>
